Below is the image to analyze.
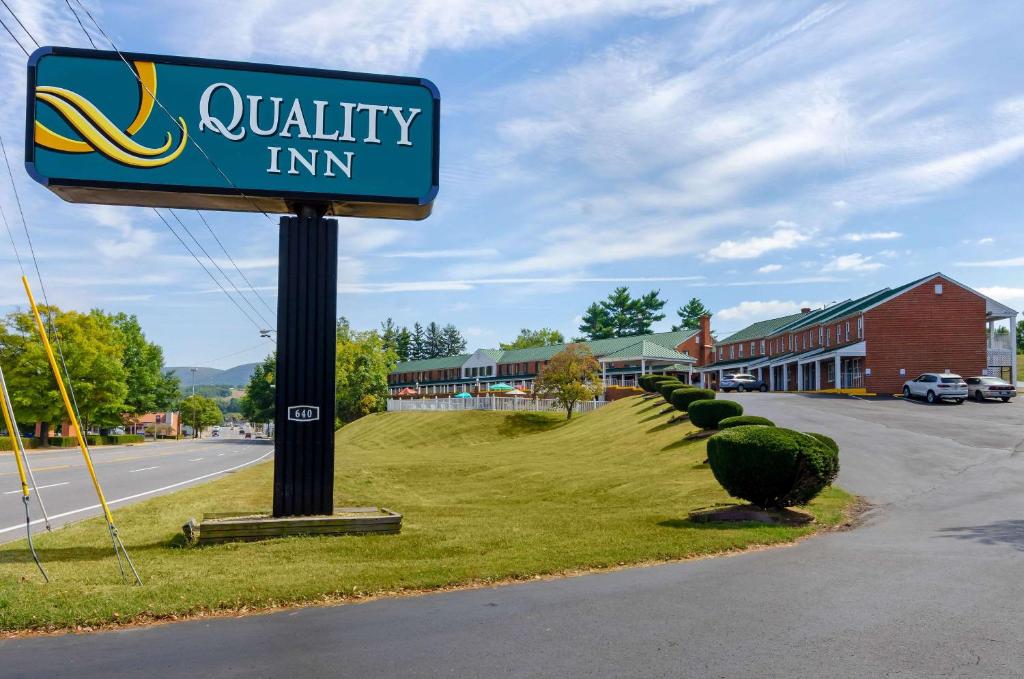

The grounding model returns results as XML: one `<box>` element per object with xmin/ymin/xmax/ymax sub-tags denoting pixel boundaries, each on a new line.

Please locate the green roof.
<box><xmin>718</xmin><ymin>312</ymin><xmax>805</xmax><ymax>344</ymax></box>
<box><xmin>391</xmin><ymin>329</ymin><xmax>700</xmax><ymax>374</ymax></box>
<box><xmin>600</xmin><ymin>340</ymin><xmax>694</xmax><ymax>362</ymax></box>
<box><xmin>393</xmin><ymin>354</ymin><xmax>471</xmax><ymax>372</ymax></box>
<box><xmin>493</xmin><ymin>329</ymin><xmax>699</xmax><ymax>364</ymax></box>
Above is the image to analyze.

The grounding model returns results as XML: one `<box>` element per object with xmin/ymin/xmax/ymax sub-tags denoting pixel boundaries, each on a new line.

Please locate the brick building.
<box><xmin>388</xmin><ymin>317</ymin><xmax>715</xmax><ymax>395</ymax></box>
<box><xmin>697</xmin><ymin>273</ymin><xmax>1018</xmax><ymax>394</ymax></box>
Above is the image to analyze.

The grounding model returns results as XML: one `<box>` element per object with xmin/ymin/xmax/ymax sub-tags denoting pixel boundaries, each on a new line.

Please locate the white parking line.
<box><xmin>0</xmin><ymin>450</ymin><xmax>273</xmax><ymax>535</ymax></box>
<box><xmin>188</xmin><ymin>457</ymin><xmax>203</xmax><ymax>462</ymax></box>
<box><xmin>129</xmin><ymin>466</ymin><xmax>159</xmax><ymax>473</ymax></box>
<box><xmin>3</xmin><ymin>481</ymin><xmax>70</xmax><ymax>495</ymax></box>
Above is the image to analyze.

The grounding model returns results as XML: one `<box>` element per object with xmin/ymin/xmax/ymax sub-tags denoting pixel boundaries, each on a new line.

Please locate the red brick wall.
<box><xmin>864</xmin><ymin>276</ymin><xmax>986</xmax><ymax>394</ymax></box>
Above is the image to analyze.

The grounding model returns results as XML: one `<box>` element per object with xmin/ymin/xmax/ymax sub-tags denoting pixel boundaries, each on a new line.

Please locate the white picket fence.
<box><xmin>386</xmin><ymin>396</ymin><xmax>606</xmax><ymax>414</ymax></box>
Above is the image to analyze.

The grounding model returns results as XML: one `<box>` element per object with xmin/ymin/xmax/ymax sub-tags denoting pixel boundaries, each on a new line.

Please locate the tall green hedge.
<box><xmin>706</xmin><ymin>426</ymin><xmax>840</xmax><ymax>508</ymax></box>
<box><xmin>688</xmin><ymin>399</ymin><xmax>743</xmax><ymax>429</ymax></box>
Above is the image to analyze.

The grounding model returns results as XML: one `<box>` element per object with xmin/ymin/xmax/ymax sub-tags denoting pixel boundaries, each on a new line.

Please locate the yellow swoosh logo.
<box><xmin>34</xmin><ymin>60</ymin><xmax>186</xmax><ymax>169</ymax></box>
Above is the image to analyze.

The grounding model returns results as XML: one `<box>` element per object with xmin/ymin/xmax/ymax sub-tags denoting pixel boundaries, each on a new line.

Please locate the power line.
<box><xmin>195</xmin><ymin>341</ymin><xmax>276</xmax><ymax>367</ymax></box>
<box><xmin>0</xmin><ymin>14</ymin><xmax>28</xmax><ymax>56</ymax></box>
<box><xmin>53</xmin><ymin>0</ymin><xmax>279</xmax><ymax>341</ymax></box>
<box><xmin>69</xmin><ymin>0</ymin><xmax>276</xmax><ymax>223</ymax></box>
<box><xmin>63</xmin><ymin>0</ymin><xmax>96</xmax><ymax>48</ymax></box>
<box><xmin>151</xmin><ymin>209</ymin><xmax>271</xmax><ymax>337</ymax></box>
<box><xmin>0</xmin><ymin>135</ymin><xmax>88</xmax><ymax>440</ymax></box>
<box><xmin>167</xmin><ymin>209</ymin><xmax>274</xmax><ymax>328</ymax></box>
<box><xmin>192</xmin><ymin>210</ymin><xmax>276</xmax><ymax>316</ymax></box>
<box><xmin>0</xmin><ymin>0</ymin><xmax>39</xmax><ymax>48</ymax></box>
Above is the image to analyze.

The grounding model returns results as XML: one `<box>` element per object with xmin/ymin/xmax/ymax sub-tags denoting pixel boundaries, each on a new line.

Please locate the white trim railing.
<box><xmin>386</xmin><ymin>397</ymin><xmax>606</xmax><ymax>414</ymax></box>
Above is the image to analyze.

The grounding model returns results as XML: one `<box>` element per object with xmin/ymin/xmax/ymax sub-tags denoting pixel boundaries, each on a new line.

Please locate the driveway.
<box><xmin>3</xmin><ymin>395</ymin><xmax>1024</xmax><ymax>678</ymax></box>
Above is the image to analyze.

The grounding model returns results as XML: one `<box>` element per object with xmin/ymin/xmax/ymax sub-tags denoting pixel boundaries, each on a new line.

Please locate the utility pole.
<box><xmin>190</xmin><ymin>367</ymin><xmax>198</xmax><ymax>439</ymax></box>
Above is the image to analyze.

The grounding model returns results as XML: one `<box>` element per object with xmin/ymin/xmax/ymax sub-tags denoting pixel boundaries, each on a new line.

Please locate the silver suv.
<box><xmin>720</xmin><ymin>373</ymin><xmax>768</xmax><ymax>393</ymax></box>
<box><xmin>902</xmin><ymin>373</ymin><xmax>967</xmax><ymax>404</ymax></box>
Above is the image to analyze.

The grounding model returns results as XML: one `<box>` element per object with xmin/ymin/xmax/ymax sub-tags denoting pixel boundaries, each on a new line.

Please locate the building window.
<box><xmin>760</xmin><ymin>340</ymin><xmax>765</xmax><ymax>355</ymax></box>
<box><xmin>827</xmin><ymin>328</ymin><xmax>832</xmax><ymax>346</ymax></box>
<box><xmin>818</xmin><ymin>327</ymin><xmax>824</xmax><ymax>344</ymax></box>
<box><xmin>857</xmin><ymin>316</ymin><xmax>864</xmax><ymax>339</ymax></box>
<box><xmin>729</xmin><ymin>346</ymin><xmax>735</xmax><ymax>359</ymax></box>
<box><xmin>845</xmin><ymin>321</ymin><xmax>850</xmax><ymax>342</ymax></box>
<box><xmin>750</xmin><ymin>342</ymin><xmax>754</xmax><ymax>356</ymax></box>
<box><xmin>738</xmin><ymin>344</ymin><xmax>744</xmax><ymax>357</ymax></box>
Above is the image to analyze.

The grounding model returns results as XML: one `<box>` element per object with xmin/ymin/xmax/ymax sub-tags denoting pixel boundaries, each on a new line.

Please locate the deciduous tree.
<box><xmin>500</xmin><ymin>328</ymin><xmax>565</xmax><ymax>350</ymax></box>
<box><xmin>180</xmin><ymin>394</ymin><xmax>223</xmax><ymax>437</ymax></box>
<box><xmin>535</xmin><ymin>344</ymin><xmax>603</xmax><ymax>419</ymax></box>
<box><xmin>336</xmin><ymin>326</ymin><xmax>397</xmax><ymax>424</ymax></box>
<box><xmin>0</xmin><ymin>306</ymin><xmax>128</xmax><ymax>440</ymax></box>
<box><xmin>240</xmin><ymin>353</ymin><xmax>275</xmax><ymax>424</ymax></box>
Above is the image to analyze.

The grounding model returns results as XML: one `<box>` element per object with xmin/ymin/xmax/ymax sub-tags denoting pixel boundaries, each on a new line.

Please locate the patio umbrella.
<box><xmin>505</xmin><ymin>388</ymin><xmax>527</xmax><ymax>395</ymax></box>
<box><xmin>397</xmin><ymin>387</ymin><xmax>418</xmax><ymax>396</ymax></box>
<box><xmin>489</xmin><ymin>383</ymin><xmax>514</xmax><ymax>391</ymax></box>
<box><xmin>454</xmin><ymin>392</ymin><xmax>472</xmax><ymax>398</ymax></box>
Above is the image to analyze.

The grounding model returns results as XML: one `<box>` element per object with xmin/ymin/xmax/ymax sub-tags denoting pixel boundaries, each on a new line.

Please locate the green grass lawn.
<box><xmin>0</xmin><ymin>396</ymin><xmax>854</xmax><ymax>632</ymax></box>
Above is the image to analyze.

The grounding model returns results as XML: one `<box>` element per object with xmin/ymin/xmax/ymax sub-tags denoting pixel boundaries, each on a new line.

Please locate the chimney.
<box><xmin>699</xmin><ymin>314</ymin><xmax>713</xmax><ymax>366</ymax></box>
<box><xmin>801</xmin><ymin>307</ymin><xmax>811</xmax><ymax>314</ymax></box>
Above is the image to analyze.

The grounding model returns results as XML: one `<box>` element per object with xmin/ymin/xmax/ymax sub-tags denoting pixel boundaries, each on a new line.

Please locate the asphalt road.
<box><xmin>4</xmin><ymin>395</ymin><xmax>1024</xmax><ymax>678</ymax></box>
<box><xmin>0</xmin><ymin>428</ymin><xmax>272</xmax><ymax>542</ymax></box>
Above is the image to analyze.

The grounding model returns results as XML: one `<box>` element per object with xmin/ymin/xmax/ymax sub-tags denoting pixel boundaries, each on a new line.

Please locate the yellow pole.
<box><xmin>22</xmin><ymin>275</ymin><xmax>115</xmax><ymax>525</ymax></box>
<box><xmin>0</xmin><ymin>380</ymin><xmax>29</xmax><ymax>497</ymax></box>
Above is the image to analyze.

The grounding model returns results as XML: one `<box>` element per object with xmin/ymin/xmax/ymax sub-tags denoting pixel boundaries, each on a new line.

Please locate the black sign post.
<box><xmin>273</xmin><ymin>205</ymin><xmax>338</xmax><ymax>517</ymax></box>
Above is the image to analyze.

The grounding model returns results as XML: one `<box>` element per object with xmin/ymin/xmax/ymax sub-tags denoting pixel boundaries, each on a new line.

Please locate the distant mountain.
<box><xmin>168</xmin><ymin>362</ymin><xmax>259</xmax><ymax>387</ymax></box>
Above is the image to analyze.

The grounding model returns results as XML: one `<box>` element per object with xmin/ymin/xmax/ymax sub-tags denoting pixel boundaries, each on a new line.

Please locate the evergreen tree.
<box><xmin>628</xmin><ymin>289</ymin><xmax>667</xmax><ymax>335</ymax></box>
<box><xmin>440</xmin><ymin>324</ymin><xmax>468</xmax><ymax>356</ymax></box>
<box><xmin>673</xmin><ymin>297</ymin><xmax>712</xmax><ymax>331</ymax></box>
<box><xmin>579</xmin><ymin>302</ymin><xmax>614</xmax><ymax>340</ymax></box>
<box><xmin>396</xmin><ymin>326</ymin><xmax>412</xmax><ymax>362</ymax></box>
<box><xmin>579</xmin><ymin>287</ymin><xmax>668</xmax><ymax>339</ymax></box>
<box><xmin>380</xmin><ymin>317</ymin><xmax>399</xmax><ymax>354</ymax></box>
<box><xmin>409</xmin><ymin>322</ymin><xmax>426</xmax><ymax>360</ymax></box>
<box><xmin>424</xmin><ymin>322</ymin><xmax>443</xmax><ymax>359</ymax></box>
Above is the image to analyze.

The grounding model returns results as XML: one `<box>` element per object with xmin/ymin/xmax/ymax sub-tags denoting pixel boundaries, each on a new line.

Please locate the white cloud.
<box><xmin>977</xmin><ymin>237</ymin><xmax>995</xmax><ymax>245</ymax></box>
<box><xmin>706</xmin><ymin>223</ymin><xmax>811</xmax><ymax>260</ymax></box>
<box><xmin>978</xmin><ymin>287</ymin><xmax>1024</xmax><ymax>306</ymax></box>
<box><xmin>842</xmin><ymin>231</ymin><xmax>902</xmax><ymax>241</ymax></box>
<box><xmin>757</xmin><ymin>264</ymin><xmax>782</xmax><ymax>273</ymax></box>
<box><xmin>192</xmin><ymin>0</ymin><xmax>713</xmax><ymax>72</ymax></box>
<box><xmin>717</xmin><ymin>299</ymin><xmax>821</xmax><ymax>323</ymax></box>
<box><xmin>823</xmin><ymin>253</ymin><xmax>883</xmax><ymax>272</ymax></box>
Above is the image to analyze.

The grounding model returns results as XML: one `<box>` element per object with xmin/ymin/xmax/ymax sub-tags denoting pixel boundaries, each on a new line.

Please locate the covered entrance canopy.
<box><xmin>597</xmin><ymin>340</ymin><xmax>696</xmax><ymax>387</ymax></box>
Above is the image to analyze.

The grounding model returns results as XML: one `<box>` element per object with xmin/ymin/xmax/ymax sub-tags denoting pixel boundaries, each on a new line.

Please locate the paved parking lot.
<box><xmin>5</xmin><ymin>392</ymin><xmax>1024</xmax><ymax>678</ymax></box>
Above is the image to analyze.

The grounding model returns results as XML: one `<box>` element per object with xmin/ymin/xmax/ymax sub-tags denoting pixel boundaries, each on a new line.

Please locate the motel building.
<box><xmin>387</xmin><ymin>319</ymin><xmax>716</xmax><ymax>396</ymax></box>
<box><xmin>696</xmin><ymin>273</ymin><xmax>1018</xmax><ymax>395</ymax></box>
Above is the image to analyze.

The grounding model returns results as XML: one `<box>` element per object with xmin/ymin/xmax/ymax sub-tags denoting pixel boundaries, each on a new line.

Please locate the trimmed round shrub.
<box><xmin>805</xmin><ymin>431</ymin><xmax>838</xmax><ymax>453</ymax></box>
<box><xmin>688</xmin><ymin>399</ymin><xmax>742</xmax><ymax>429</ymax></box>
<box><xmin>718</xmin><ymin>415</ymin><xmax>775</xmax><ymax>429</ymax></box>
<box><xmin>658</xmin><ymin>381</ymin><xmax>685</xmax><ymax>402</ymax></box>
<box><xmin>669</xmin><ymin>387</ymin><xmax>713</xmax><ymax>412</ymax></box>
<box><xmin>706</xmin><ymin>426</ymin><xmax>840</xmax><ymax>508</ymax></box>
<box><xmin>640</xmin><ymin>375</ymin><xmax>674</xmax><ymax>392</ymax></box>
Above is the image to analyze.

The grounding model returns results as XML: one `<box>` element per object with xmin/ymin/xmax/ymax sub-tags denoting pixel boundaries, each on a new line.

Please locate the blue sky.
<box><xmin>0</xmin><ymin>0</ymin><xmax>1022</xmax><ymax>368</ymax></box>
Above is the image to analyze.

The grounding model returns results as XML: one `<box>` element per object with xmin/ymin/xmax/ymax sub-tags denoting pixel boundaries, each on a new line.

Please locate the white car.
<box><xmin>902</xmin><ymin>373</ymin><xmax>967</xmax><ymax>404</ymax></box>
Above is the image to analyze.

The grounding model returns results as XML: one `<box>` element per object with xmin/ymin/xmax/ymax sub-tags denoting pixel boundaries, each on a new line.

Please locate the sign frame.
<box><xmin>25</xmin><ymin>46</ymin><xmax>440</xmax><ymax>220</ymax></box>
